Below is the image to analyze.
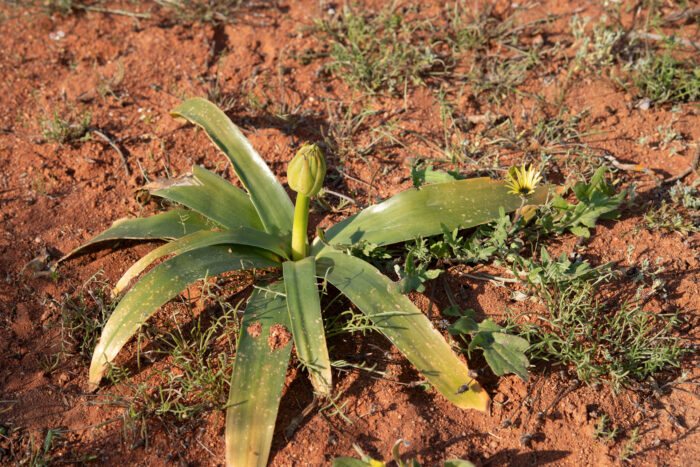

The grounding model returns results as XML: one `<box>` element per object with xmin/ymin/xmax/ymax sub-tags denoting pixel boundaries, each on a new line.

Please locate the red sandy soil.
<box><xmin>0</xmin><ymin>1</ymin><xmax>698</xmax><ymax>465</ymax></box>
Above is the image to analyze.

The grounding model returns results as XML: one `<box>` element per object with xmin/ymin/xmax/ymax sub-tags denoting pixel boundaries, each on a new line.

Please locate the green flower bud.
<box><xmin>287</xmin><ymin>143</ymin><xmax>326</xmax><ymax>198</ymax></box>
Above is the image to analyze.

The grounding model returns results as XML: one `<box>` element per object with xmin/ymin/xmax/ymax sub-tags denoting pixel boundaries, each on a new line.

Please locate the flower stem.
<box><xmin>291</xmin><ymin>193</ymin><xmax>310</xmax><ymax>260</ymax></box>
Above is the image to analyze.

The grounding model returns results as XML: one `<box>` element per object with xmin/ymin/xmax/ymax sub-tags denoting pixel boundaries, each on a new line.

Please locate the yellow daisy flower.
<box><xmin>505</xmin><ymin>165</ymin><xmax>542</xmax><ymax>197</ymax></box>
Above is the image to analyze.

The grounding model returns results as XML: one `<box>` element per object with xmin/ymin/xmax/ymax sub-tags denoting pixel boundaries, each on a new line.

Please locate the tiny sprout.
<box><xmin>505</xmin><ymin>165</ymin><xmax>542</xmax><ymax>197</ymax></box>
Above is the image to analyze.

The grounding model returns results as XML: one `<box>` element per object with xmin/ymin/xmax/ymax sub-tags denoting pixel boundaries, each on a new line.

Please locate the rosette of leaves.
<box><xmin>60</xmin><ymin>98</ymin><xmax>548</xmax><ymax>466</ymax></box>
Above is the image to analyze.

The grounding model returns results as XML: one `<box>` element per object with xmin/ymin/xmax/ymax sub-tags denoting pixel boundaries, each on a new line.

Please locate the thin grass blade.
<box><xmin>147</xmin><ymin>165</ymin><xmax>264</xmax><ymax>231</ymax></box>
<box><xmin>171</xmin><ymin>98</ymin><xmax>294</xmax><ymax>237</ymax></box>
<box><xmin>88</xmin><ymin>245</ymin><xmax>278</xmax><ymax>388</ymax></box>
<box><xmin>113</xmin><ymin>228</ymin><xmax>289</xmax><ymax>296</ymax></box>
<box><xmin>316</xmin><ymin>250</ymin><xmax>490</xmax><ymax>410</ymax></box>
<box><xmin>312</xmin><ymin>179</ymin><xmax>548</xmax><ymax>255</ymax></box>
<box><xmin>226</xmin><ymin>281</ymin><xmax>292</xmax><ymax>467</ymax></box>
<box><xmin>282</xmin><ymin>257</ymin><xmax>332</xmax><ymax>396</ymax></box>
<box><xmin>60</xmin><ymin>209</ymin><xmax>210</xmax><ymax>262</ymax></box>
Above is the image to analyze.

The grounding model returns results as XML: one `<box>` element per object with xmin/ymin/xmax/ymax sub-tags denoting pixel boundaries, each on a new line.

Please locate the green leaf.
<box><xmin>481</xmin><ymin>331</ymin><xmax>530</xmax><ymax>382</ymax></box>
<box><xmin>312</xmin><ymin>178</ymin><xmax>548</xmax><ymax>255</ymax></box>
<box><xmin>59</xmin><ymin>209</ymin><xmax>209</xmax><ymax>262</ymax></box>
<box><xmin>316</xmin><ymin>250</ymin><xmax>490</xmax><ymax>410</ymax></box>
<box><xmin>282</xmin><ymin>257</ymin><xmax>332</xmax><ymax>396</ymax></box>
<box><xmin>411</xmin><ymin>161</ymin><xmax>461</xmax><ymax>188</ymax></box>
<box><xmin>113</xmin><ymin>228</ymin><xmax>288</xmax><ymax>295</ymax></box>
<box><xmin>147</xmin><ymin>165</ymin><xmax>264</xmax><ymax>231</ymax></box>
<box><xmin>448</xmin><ymin>316</ymin><xmax>478</xmax><ymax>335</ymax></box>
<box><xmin>171</xmin><ymin>98</ymin><xmax>294</xmax><ymax>237</ymax></box>
<box><xmin>332</xmin><ymin>459</ymin><xmax>374</xmax><ymax>467</ymax></box>
<box><xmin>396</xmin><ymin>262</ymin><xmax>442</xmax><ymax>294</ymax></box>
<box><xmin>451</xmin><ymin>317</ymin><xmax>530</xmax><ymax>382</ymax></box>
<box><xmin>226</xmin><ymin>281</ymin><xmax>292</xmax><ymax>467</ymax></box>
<box><xmin>444</xmin><ymin>460</ymin><xmax>475</xmax><ymax>467</ymax></box>
<box><xmin>88</xmin><ymin>245</ymin><xmax>278</xmax><ymax>387</ymax></box>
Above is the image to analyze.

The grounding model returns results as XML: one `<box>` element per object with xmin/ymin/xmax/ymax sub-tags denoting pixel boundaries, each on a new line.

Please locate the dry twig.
<box><xmin>90</xmin><ymin>128</ymin><xmax>131</xmax><ymax>177</ymax></box>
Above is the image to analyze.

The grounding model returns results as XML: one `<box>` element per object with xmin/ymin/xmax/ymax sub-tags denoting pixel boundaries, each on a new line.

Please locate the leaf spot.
<box><xmin>268</xmin><ymin>324</ymin><xmax>292</xmax><ymax>350</ymax></box>
<box><xmin>247</xmin><ymin>321</ymin><xmax>262</xmax><ymax>338</ymax></box>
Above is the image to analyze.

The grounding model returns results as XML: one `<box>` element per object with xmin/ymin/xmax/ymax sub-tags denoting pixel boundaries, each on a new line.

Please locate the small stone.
<box><xmin>40</xmin><ymin>309</ymin><xmax>51</xmax><ymax>323</ymax></box>
<box><xmin>637</xmin><ymin>98</ymin><xmax>651</xmax><ymax>111</ymax></box>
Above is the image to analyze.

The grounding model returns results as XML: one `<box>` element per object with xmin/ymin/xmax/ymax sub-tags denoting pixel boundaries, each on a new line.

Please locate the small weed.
<box><xmin>571</xmin><ymin>16</ymin><xmax>625</xmax><ymax>71</ymax></box>
<box><xmin>619</xmin><ymin>427</ymin><xmax>641</xmax><ymax>461</ymax></box>
<box><xmin>58</xmin><ymin>275</ymin><xmax>115</xmax><ymax>361</ymax></box>
<box><xmin>137</xmin><ymin>107</ymin><xmax>154</xmax><ymax>125</ymax></box>
<box><xmin>333</xmin><ymin>438</ymin><xmax>474</xmax><ymax>467</ymax></box>
<box><xmin>446</xmin><ymin>306</ymin><xmax>530</xmax><ymax>381</ymax></box>
<box><xmin>313</xmin><ymin>4</ymin><xmax>446</xmax><ymax>95</ymax></box>
<box><xmin>38</xmin><ymin>0</ymin><xmax>149</xmax><ymax>18</ymax></box>
<box><xmin>670</xmin><ymin>181</ymin><xmax>700</xmax><ymax>209</ymax></box>
<box><xmin>40</xmin><ymin>0</ymin><xmax>87</xmax><ymax>16</ymax></box>
<box><xmin>30</xmin><ymin>170</ymin><xmax>56</xmax><ymax>197</ymax></box>
<box><xmin>505</xmin><ymin>278</ymin><xmax>685</xmax><ymax>392</ymax></box>
<box><xmin>104</xmin><ymin>281</ymin><xmax>243</xmax><ymax>423</ymax></box>
<box><xmin>322</xmin><ymin>101</ymin><xmax>383</xmax><ymax>161</ymax></box>
<box><xmin>204</xmin><ymin>70</ymin><xmax>237</xmax><ymax>113</ymax></box>
<box><xmin>96</xmin><ymin>60</ymin><xmax>126</xmax><ymax>103</ymax></box>
<box><xmin>39</xmin><ymin>272</ymin><xmax>114</xmax><ymax>376</ymax></box>
<box><xmin>401</xmin><ymin>167</ymin><xmax>624</xmax><ymax>272</ymax></box>
<box><xmin>444</xmin><ymin>0</ymin><xmax>520</xmax><ymax>53</ymax></box>
<box><xmin>154</xmin><ymin>0</ymin><xmax>253</xmax><ymax>24</ymax></box>
<box><xmin>324</xmin><ymin>308</ymin><xmax>381</xmax><ymax>339</ymax></box>
<box><xmin>319</xmin><ymin>391</ymin><xmax>352</xmax><ymax>424</ymax></box>
<box><xmin>395</xmin><ymin>241</ymin><xmax>442</xmax><ymax>293</ymax></box>
<box><xmin>630</xmin><ymin>47</ymin><xmax>700</xmax><ymax>104</ymax></box>
<box><xmin>38</xmin><ymin>107</ymin><xmax>91</xmax><ymax>145</ymax></box>
<box><xmin>21</xmin><ymin>428</ymin><xmax>63</xmax><ymax>467</ymax></box>
<box><xmin>644</xmin><ymin>201</ymin><xmax>699</xmax><ymax>234</ymax></box>
<box><xmin>467</xmin><ymin>52</ymin><xmax>539</xmax><ymax>105</ymax></box>
<box><xmin>644</xmin><ymin>183</ymin><xmax>699</xmax><ymax>235</ymax></box>
<box><xmin>593</xmin><ymin>414</ymin><xmax>619</xmax><ymax>444</ymax></box>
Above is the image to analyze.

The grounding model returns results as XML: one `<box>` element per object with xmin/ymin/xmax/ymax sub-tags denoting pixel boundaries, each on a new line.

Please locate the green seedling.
<box><xmin>619</xmin><ymin>427</ymin><xmax>641</xmax><ymax>461</ymax></box>
<box><xmin>60</xmin><ymin>98</ymin><xmax>549</xmax><ymax>466</ymax></box>
<box><xmin>39</xmin><ymin>107</ymin><xmax>91</xmax><ymax>145</ymax></box>
<box><xmin>593</xmin><ymin>414</ymin><xmax>619</xmax><ymax>444</ymax></box>
<box><xmin>333</xmin><ymin>439</ymin><xmax>475</xmax><ymax>467</ymax></box>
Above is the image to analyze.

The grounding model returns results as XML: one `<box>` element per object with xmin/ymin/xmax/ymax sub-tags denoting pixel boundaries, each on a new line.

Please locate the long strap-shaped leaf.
<box><xmin>113</xmin><ymin>228</ymin><xmax>289</xmax><ymax>296</ymax></box>
<box><xmin>282</xmin><ymin>257</ymin><xmax>332</xmax><ymax>396</ymax></box>
<box><xmin>88</xmin><ymin>245</ymin><xmax>278</xmax><ymax>388</ymax></box>
<box><xmin>226</xmin><ymin>281</ymin><xmax>292</xmax><ymax>467</ymax></box>
<box><xmin>316</xmin><ymin>250</ymin><xmax>490</xmax><ymax>410</ymax></box>
<box><xmin>60</xmin><ymin>209</ymin><xmax>210</xmax><ymax>262</ymax></box>
<box><xmin>148</xmin><ymin>166</ymin><xmax>264</xmax><ymax>231</ymax></box>
<box><xmin>171</xmin><ymin>98</ymin><xmax>294</xmax><ymax>238</ymax></box>
<box><xmin>312</xmin><ymin>179</ymin><xmax>548</xmax><ymax>255</ymax></box>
